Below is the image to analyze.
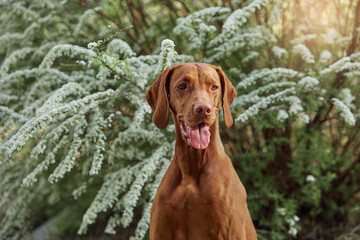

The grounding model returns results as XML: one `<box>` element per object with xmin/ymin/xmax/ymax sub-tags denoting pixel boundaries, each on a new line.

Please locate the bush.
<box><xmin>0</xmin><ymin>0</ymin><xmax>359</xmax><ymax>239</ymax></box>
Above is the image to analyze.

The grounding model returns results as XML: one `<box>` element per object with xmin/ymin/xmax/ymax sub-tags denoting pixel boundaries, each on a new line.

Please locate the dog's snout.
<box><xmin>194</xmin><ymin>102</ymin><xmax>212</xmax><ymax>116</ymax></box>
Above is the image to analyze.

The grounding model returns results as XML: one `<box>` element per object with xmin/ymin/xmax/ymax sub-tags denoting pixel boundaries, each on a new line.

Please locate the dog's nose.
<box><xmin>194</xmin><ymin>102</ymin><xmax>212</xmax><ymax>116</ymax></box>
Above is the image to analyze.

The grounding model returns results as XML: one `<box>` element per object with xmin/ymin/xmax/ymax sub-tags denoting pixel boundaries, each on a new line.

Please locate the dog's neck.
<box><xmin>172</xmin><ymin>113</ymin><xmax>226</xmax><ymax>180</ymax></box>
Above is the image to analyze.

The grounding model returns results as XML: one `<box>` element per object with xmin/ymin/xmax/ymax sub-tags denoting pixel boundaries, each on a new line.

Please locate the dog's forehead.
<box><xmin>171</xmin><ymin>63</ymin><xmax>220</xmax><ymax>85</ymax></box>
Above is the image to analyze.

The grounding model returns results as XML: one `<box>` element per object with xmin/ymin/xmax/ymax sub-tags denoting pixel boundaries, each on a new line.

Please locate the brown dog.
<box><xmin>146</xmin><ymin>63</ymin><xmax>257</xmax><ymax>240</ymax></box>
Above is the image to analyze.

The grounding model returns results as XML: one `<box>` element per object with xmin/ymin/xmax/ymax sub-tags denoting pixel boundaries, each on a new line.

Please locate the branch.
<box><xmin>135</xmin><ymin>0</ymin><xmax>150</xmax><ymax>28</ymax></box>
<box><xmin>333</xmin><ymin>154</ymin><xmax>360</xmax><ymax>188</ymax></box>
<box><xmin>175</xmin><ymin>0</ymin><xmax>190</xmax><ymax>15</ymax></box>
<box><xmin>344</xmin><ymin>0</ymin><xmax>354</xmax><ymax>33</ymax></box>
<box><xmin>347</xmin><ymin>0</ymin><xmax>360</xmax><ymax>55</ymax></box>
<box><xmin>340</xmin><ymin>127</ymin><xmax>359</xmax><ymax>156</ymax></box>
<box><xmin>350</xmin><ymin>224</ymin><xmax>360</xmax><ymax>234</ymax></box>
<box><xmin>99</xmin><ymin>59</ymin><xmax>146</xmax><ymax>94</ymax></box>
<box><xmin>125</xmin><ymin>0</ymin><xmax>152</xmax><ymax>50</ymax></box>
<box><xmin>74</xmin><ymin>0</ymin><xmax>149</xmax><ymax>55</ymax></box>
<box><xmin>125</xmin><ymin>0</ymin><xmax>140</xmax><ymax>38</ymax></box>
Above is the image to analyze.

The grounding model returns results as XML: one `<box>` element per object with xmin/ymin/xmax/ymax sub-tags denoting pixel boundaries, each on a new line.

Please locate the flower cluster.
<box><xmin>293</xmin><ymin>44</ymin><xmax>315</xmax><ymax>64</ymax></box>
<box><xmin>332</xmin><ymin>98</ymin><xmax>356</xmax><ymax>125</ymax></box>
<box><xmin>272</xmin><ymin>46</ymin><xmax>287</xmax><ymax>59</ymax></box>
<box><xmin>235</xmin><ymin>88</ymin><xmax>295</xmax><ymax>122</ymax></box>
<box><xmin>173</xmin><ymin>7</ymin><xmax>231</xmax><ymax>50</ymax></box>
<box><xmin>155</xmin><ymin>39</ymin><xmax>177</xmax><ymax>76</ymax></box>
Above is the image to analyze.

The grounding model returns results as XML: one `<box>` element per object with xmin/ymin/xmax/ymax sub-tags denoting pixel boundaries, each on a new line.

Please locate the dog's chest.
<box><xmin>163</xmin><ymin>178</ymin><xmax>234</xmax><ymax>239</ymax></box>
<box><xmin>170</xmin><ymin>179</ymin><xmax>204</xmax><ymax>210</ymax></box>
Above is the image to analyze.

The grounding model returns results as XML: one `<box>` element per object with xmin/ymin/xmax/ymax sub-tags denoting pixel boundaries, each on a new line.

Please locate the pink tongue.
<box><xmin>189</xmin><ymin>124</ymin><xmax>210</xmax><ymax>149</ymax></box>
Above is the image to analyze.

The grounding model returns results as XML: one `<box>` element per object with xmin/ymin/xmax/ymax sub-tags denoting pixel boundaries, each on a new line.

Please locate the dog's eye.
<box><xmin>177</xmin><ymin>83</ymin><xmax>188</xmax><ymax>90</ymax></box>
<box><xmin>211</xmin><ymin>85</ymin><xmax>219</xmax><ymax>91</ymax></box>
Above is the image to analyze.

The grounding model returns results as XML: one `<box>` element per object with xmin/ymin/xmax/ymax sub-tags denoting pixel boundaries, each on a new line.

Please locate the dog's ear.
<box><xmin>146</xmin><ymin>66</ymin><xmax>174</xmax><ymax>129</ymax></box>
<box><xmin>213</xmin><ymin>66</ymin><xmax>237</xmax><ymax>128</ymax></box>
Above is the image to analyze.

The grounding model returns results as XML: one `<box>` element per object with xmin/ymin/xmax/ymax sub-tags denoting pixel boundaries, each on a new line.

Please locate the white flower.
<box><xmin>338</xmin><ymin>88</ymin><xmax>356</xmax><ymax>109</ymax></box>
<box><xmin>106</xmin><ymin>39</ymin><xmax>136</xmax><ymax>59</ymax></box>
<box><xmin>0</xmin><ymin>47</ymin><xmax>34</xmax><ymax>77</ymax></box>
<box><xmin>173</xmin><ymin>7</ymin><xmax>230</xmax><ymax>50</ymax></box>
<box><xmin>208</xmin><ymin>0</ymin><xmax>269</xmax><ymax>48</ymax></box>
<box><xmin>272</xmin><ymin>46</ymin><xmax>287</xmax><ymax>59</ymax></box>
<box><xmin>236</xmin><ymin>68</ymin><xmax>301</xmax><ymax>89</ymax></box>
<box><xmin>155</xmin><ymin>39</ymin><xmax>177</xmax><ymax>76</ymax></box>
<box><xmin>298</xmin><ymin>76</ymin><xmax>319</xmax><ymax>88</ymax></box>
<box><xmin>40</xmin><ymin>44</ymin><xmax>96</xmax><ymax>69</ymax></box>
<box><xmin>319</xmin><ymin>50</ymin><xmax>332</xmax><ymax>63</ymax></box>
<box><xmin>277</xmin><ymin>110</ymin><xmax>289</xmax><ymax>122</ymax></box>
<box><xmin>76</xmin><ymin>60</ymin><xmax>87</xmax><ymax>66</ymax></box>
<box><xmin>300</xmin><ymin>113</ymin><xmax>310</xmax><ymax>124</ymax></box>
<box><xmin>288</xmin><ymin>227</ymin><xmax>298</xmax><ymax>236</ymax></box>
<box><xmin>332</xmin><ymin>98</ymin><xmax>356</xmax><ymax>125</ymax></box>
<box><xmin>242</xmin><ymin>51</ymin><xmax>259</xmax><ymax>63</ymax></box>
<box><xmin>350</xmin><ymin>52</ymin><xmax>360</xmax><ymax>61</ymax></box>
<box><xmin>287</xmin><ymin>218</ymin><xmax>296</xmax><ymax>226</ymax></box>
<box><xmin>267</xmin><ymin>3</ymin><xmax>282</xmax><ymax>25</ymax></box>
<box><xmin>320</xmin><ymin>57</ymin><xmax>351</xmax><ymax>75</ymax></box>
<box><xmin>293</xmin><ymin>44</ymin><xmax>315</xmax><ymax>64</ymax></box>
<box><xmin>321</xmin><ymin>28</ymin><xmax>338</xmax><ymax>44</ymax></box>
<box><xmin>306</xmin><ymin>175</ymin><xmax>316</xmax><ymax>182</ymax></box>
<box><xmin>287</xmin><ymin>215</ymin><xmax>300</xmax><ymax>236</ymax></box>
<box><xmin>235</xmin><ymin>88</ymin><xmax>295</xmax><ymax>122</ymax></box>
<box><xmin>277</xmin><ymin>208</ymin><xmax>286</xmax><ymax>216</ymax></box>
<box><xmin>87</xmin><ymin>42</ymin><xmax>97</xmax><ymax>50</ymax></box>
<box><xmin>285</xmin><ymin>96</ymin><xmax>303</xmax><ymax>115</ymax></box>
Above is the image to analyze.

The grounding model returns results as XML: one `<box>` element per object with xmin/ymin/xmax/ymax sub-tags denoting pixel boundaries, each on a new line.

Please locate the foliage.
<box><xmin>1</xmin><ymin>0</ymin><xmax>360</xmax><ymax>239</ymax></box>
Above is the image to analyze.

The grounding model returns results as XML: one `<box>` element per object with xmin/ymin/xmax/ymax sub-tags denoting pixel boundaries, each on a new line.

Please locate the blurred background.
<box><xmin>0</xmin><ymin>0</ymin><xmax>360</xmax><ymax>239</ymax></box>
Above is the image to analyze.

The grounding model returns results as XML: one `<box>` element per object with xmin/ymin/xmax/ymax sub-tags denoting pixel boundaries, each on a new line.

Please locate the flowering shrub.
<box><xmin>0</xmin><ymin>0</ymin><xmax>359</xmax><ymax>239</ymax></box>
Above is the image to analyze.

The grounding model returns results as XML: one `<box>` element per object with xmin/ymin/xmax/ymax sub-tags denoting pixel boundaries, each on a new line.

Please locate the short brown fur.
<box><xmin>146</xmin><ymin>63</ymin><xmax>257</xmax><ymax>240</ymax></box>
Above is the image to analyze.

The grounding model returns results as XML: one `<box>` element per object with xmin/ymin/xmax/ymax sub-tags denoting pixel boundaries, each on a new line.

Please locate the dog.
<box><xmin>146</xmin><ymin>63</ymin><xmax>257</xmax><ymax>240</ymax></box>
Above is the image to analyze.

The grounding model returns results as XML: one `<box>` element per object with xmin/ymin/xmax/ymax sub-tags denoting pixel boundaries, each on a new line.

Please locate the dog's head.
<box><xmin>146</xmin><ymin>63</ymin><xmax>236</xmax><ymax>149</ymax></box>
